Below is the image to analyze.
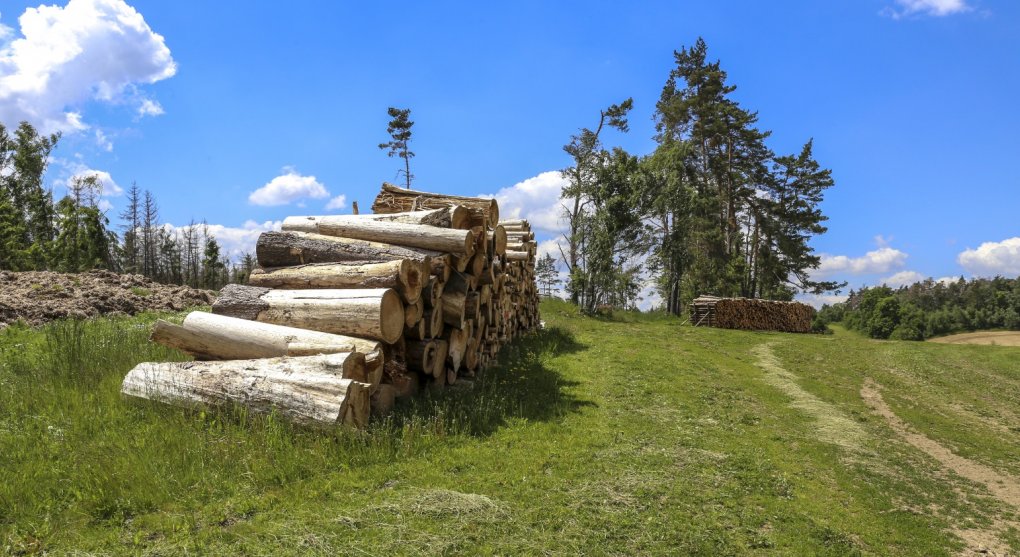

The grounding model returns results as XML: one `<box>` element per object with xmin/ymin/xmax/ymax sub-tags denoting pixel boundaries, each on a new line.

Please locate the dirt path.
<box><xmin>929</xmin><ymin>331</ymin><xmax>1020</xmax><ymax>346</ymax></box>
<box><xmin>752</xmin><ymin>343</ymin><xmax>866</xmax><ymax>451</ymax></box>
<box><xmin>861</xmin><ymin>379</ymin><xmax>1020</xmax><ymax>556</ymax></box>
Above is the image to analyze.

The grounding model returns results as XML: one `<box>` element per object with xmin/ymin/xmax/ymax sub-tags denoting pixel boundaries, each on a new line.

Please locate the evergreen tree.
<box><xmin>535</xmin><ymin>253</ymin><xmax>560</xmax><ymax>297</ymax></box>
<box><xmin>749</xmin><ymin>140</ymin><xmax>845</xmax><ymax>298</ymax></box>
<box><xmin>52</xmin><ymin>175</ymin><xmax>113</xmax><ymax>272</ymax></box>
<box><xmin>119</xmin><ymin>182</ymin><xmax>142</xmax><ymax>274</ymax></box>
<box><xmin>141</xmin><ymin>190</ymin><xmax>159</xmax><ymax>278</ymax></box>
<box><xmin>0</xmin><ymin>121</ymin><xmax>59</xmax><ymax>269</ymax></box>
<box><xmin>201</xmin><ymin>225</ymin><xmax>224</xmax><ymax>289</ymax></box>
<box><xmin>378</xmin><ymin>107</ymin><xmax>415</xmax><ymax>188</ymax></box>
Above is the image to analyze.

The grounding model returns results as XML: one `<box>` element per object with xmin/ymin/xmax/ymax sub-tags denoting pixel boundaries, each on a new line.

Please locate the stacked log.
<box><xmin>689</xmin><ymin>296</ymin><xmax>813</xmax><ymax>333</ymax></box>
<box><xmin>121</xmin><ymin>188</ymin><xmax>541</xmax><ymax>428</ymax></box>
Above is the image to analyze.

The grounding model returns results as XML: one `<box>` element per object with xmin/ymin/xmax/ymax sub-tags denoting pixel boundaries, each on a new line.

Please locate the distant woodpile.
<box><xmin>690</xmin><ymin>296</ymin><xmax>813</xmax><ymax>333</ymax></box>
<box><xmin>121</xmin><ymin>183</ymin><xmax>540</xmax><ymax>428</ymax></box>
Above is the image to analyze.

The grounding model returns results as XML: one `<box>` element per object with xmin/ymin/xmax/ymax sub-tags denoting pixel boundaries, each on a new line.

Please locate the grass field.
<box><xmin>3</xmin><ymin>300</ymin><xmax>1020</xmax><ymax>555</ymax></box>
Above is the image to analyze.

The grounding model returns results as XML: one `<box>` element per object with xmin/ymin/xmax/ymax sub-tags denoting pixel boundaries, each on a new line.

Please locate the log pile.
<box><xmin>121</xmin><ymin>184</ymin><xmax>541</xmax><ymax>427</ymax></box>
<box><xmin>689</xmin><ymin>296</ymin><xmax>813</xmax><ymax>333</ymax></box>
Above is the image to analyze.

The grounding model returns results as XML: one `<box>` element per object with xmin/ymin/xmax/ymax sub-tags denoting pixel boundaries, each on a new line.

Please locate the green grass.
<box><xmin>2</xmin><ymin>300</ymin><xmax>1019</xmax><ymax>555</ymax></box>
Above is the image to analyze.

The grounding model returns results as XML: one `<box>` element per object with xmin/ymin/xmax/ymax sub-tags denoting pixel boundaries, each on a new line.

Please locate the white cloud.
<box><xmin>60</xmin><ymin>162</ymin><xmax>123</xmax><ymax>197</ymax></box>
<box><xmin>0</xmin><ymin>0</ymin><xmax>176</xmax><ymax>134</ymax></box>
<box><xmin>325</xmin><ymin>194</ymin><xmax>347</xmax><ymax>211</ymax></box>
<box><xmin>880</xmin><ymin>270</ymin><xmax>924</xmax><ymax>288</ymax></box>
<box><xmin>883</xmin><ymin>0</ymin><xmax>971</xmax><ymax>18</ymax></box>
<box><xmin>164</xmin><ymin>219</ymin><xmax>282</xmax><ymax>261</ymax></box>
<box><xmin>957</xmin><ymin>237</ymin><xmax>1020</xmax><ymax>277</ymax></box>
<box><xmin>482</xmin><ymin>170</ymin><xmax>567</xmax><ymax>235</ymax></box>
<box><xmin>797</xmin><ymin>293</ymin><xmax>849</xmax><ymax>310</ymax></box>
<box><xmin>94</xmin><ymin>129</ymin><xmax>111</xmax><ymax>151</ymax></box>
<box><xmin>936</xmin><ymin>275</ymin><xmax>963</xmax><ymax>285</ymax></box>
<box><xmin>815</xmin><ymin>245</ymin><xmax>908</xmax><ymax>277</ymax></box>
<box><xmin>0</xmin><ymin>15</ymin><xmax>14</xmax><ymax>43</ymax></box>
<box><xmin>136</xmin><ymin>97</ymin><xmax>163</xmax><ymax>117</ymax></box>
<box><xmin>536</xmin><ymin>238</ymin><xmax>566</xmax><ymax>261</ymax></box>
<box><xmin>248</xmin><ymin>168</ymin><xmax>329</xmax><ymax>206</ymax></box>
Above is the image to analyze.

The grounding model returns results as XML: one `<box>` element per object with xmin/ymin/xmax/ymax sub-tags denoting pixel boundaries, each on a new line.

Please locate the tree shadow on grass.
<box><xmin>390</xmin><ymin>325</ymin><xmax>594</xmax><ymax>437</ymax></box>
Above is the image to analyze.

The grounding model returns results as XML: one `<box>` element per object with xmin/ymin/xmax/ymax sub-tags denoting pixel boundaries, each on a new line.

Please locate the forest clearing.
<box><xmin>1</xmin><ymin>1</ymin><xmax>1017</xmax><ymax>555</ymax></box>
<box><xmin>3</xmin><ymin>299</ymin><xmax>1020</xmax><ymax>555</ymax></box>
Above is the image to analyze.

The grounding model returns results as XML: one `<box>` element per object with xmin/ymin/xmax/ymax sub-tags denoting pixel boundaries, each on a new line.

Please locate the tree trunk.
<box><xmin>371</xmin><ymin>183</ymin><xmax>499</xmax><ymax>228</ymax></box>
<box><xmin>442</xmin><ymin>327</ymin><xmax>467</xmax><ymax>372</ymax></box>
<box><xmin>488</xmin><ymin>225</ymin><xmax>508</xmax><ymax>256</ymax></box>
<box><xmin>149</xmin><ymin>313</ymin><xmax>383</xmax><ymax>385</ymax></box>
<box><xmin>248</xmin><ymin>260</ymin><xmax>422</xmax><ymax>304</ymax></box>
<box><xmin>406</xmin><ymin>339</ymin><xmax>437</xmax><ymax>375</ymax></box>
<box><xmin>432</xmin><ymin>339</ymin><xmax>449</xmax><ymax>380</ymax></box>
<box><xmin>256</xmin><ymin>231</ymin><xmax>439</xmax><ymax>270</ymax></box>
<box><xmin>121</xmin><ymin>354</ymin><xmax>372</xmax><ymax>427</ymax></box>
<box><xmin>282</xmin><ymin>216</ymin><xmax>475</xmax><ymax>255</ymax></box>
<box><xmin>212</xmin><ymin>284</ymin><xmax>405</xmax><ymax>344</ymax></box>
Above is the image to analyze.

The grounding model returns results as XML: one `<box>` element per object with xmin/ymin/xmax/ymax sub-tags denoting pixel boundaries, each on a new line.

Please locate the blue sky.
<box><xmin>1</xmin><ymin>0</ymin><xmax>1018</xmax><ymax>305</ymax></box>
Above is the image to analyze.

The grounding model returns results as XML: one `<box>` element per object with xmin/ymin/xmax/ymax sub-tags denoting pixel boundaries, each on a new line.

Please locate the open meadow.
<box><xmin>2</xmin><ymin>299</ymin><xmax>1020</xmax><ymax>555</ymax></box>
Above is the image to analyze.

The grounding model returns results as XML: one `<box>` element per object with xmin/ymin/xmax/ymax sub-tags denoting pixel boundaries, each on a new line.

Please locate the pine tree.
<box><xmin>52</xmin><ymin>175</ymin><xmax>112</xmax><ymax>271</ymax></box>
<box><xmin>201</xmin><ymin>227</ymin><xmax>224</xmax><ymax>289</ymax></box>
<box><xmin>141</xmin><ymin>190</ymin><xmax>159</xmax><ymax>278</ymax></box>
<box><xmin>0</xmin><ymin>122</ymin><xmax>59</xmax><ymax>269</ymax></box>
<box><xmin>378</xmin><ymin>107</ymin><xmax>415</xmax><ymax>188</ymax></box>
<box><xmin>535</xmin><ymin>253</ymin><xmax>560</xmax><ymax>297</ymax></box>
<box><xmin>120</xmin><ymin>182</ymin><xmax>142</xmax><ymax>274</ymax></box>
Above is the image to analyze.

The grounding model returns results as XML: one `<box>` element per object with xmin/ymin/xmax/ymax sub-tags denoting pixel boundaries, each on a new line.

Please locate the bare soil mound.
<box><xmin>0</xmin><ymin>270</ymin><xmax>216</xmax><ymax>327</ymax></box>
<box><xmin>928</xmin><ymin>331</ymin><xmax>1020</xmax><ymax>347</ymax></box>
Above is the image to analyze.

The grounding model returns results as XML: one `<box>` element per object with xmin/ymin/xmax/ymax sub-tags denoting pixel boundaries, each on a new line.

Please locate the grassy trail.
<box><xmin>2</xmin><ymin>300</ymin><xmax>1020</xmax><ymax>555</ymax></box>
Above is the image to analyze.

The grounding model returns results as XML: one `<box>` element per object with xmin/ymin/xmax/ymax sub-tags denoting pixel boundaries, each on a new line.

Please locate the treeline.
<box><xmin>817</xmin><ymin>277</ymin><xmax>1020</xmax><ymax>340</ymax></box>
<box><xmin>558</xmin><ymin>39</ymin><xmax>843</xmax><ymax>314</ymax></box>
<box><xmin>0</xmin><ymin>121</ymin><xmax>253</xmax><ymax>289</ymax></box>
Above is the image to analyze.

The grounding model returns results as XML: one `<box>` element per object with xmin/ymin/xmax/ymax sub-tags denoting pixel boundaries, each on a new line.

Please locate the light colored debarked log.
<box><xmin>248</xmin><ymin>260</ymin><xmax>423</xmax><ymax>304</ymax></box>
<box><xmin>371</xmin><ymin>183</ymin><xmax>500</xmax><ymax>228</ymax></box>
<box><xmin>121</xmin><ymin>354</ymin><xmax>372</xmax><ymax>427</ymax></box>
<box><xmin>256</xmin><ymin>231</ymin><xmax>439</xmax><ymax>270</ymax></box>
<box><xmin>212</xmin><ymin>284</ymin><xmax>405</xmax><ymax>344</ymax></box>
<box><xmin>282</xmin><ymin>216</ymin><xmax>475</xmax><ymax>256</ymax></box>
<box><xmin>149</xmin><ymin>311</ymin><xmax>384</xmax><ymax>387</ymax></box>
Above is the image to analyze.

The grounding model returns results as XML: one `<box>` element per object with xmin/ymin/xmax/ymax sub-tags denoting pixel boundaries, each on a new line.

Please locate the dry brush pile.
<box><xmin>121</xmin><ymin>183</ymin><xmax>540</xmax><ymax>428</ymax></box>
<box><xmin>690</xmin><ymin>296</ymin><xmax>813</xmax><ymax>333</ymax></box>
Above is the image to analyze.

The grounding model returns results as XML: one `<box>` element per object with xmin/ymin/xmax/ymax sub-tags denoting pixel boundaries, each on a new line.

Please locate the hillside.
<box><xmin>2</xmin><ymin>299</ymin><xmax>1020</xmax><ymax>555</ymax></box>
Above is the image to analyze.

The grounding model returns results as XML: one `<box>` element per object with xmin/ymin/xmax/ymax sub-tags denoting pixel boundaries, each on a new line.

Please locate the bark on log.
<box><xmin>424</xmin><ymin>307</ymin><xmax>445</xmax><ymax>338</ymax></box>
<box><xmin>212</xmin><ymin>284</ymin><xmax>405</xmax><ymax>344</ymax></box>
<box><xmin>488</xmin><ymin>225</ymin><xmax>507</xmax><ymax>256</ymax></box>
<box><xmin>121</xmin><ymin>354</ymin><xmax>372</xmax><ymax>427</ymax></box>
<box><xmin>384</xmin><ymin>361</ymin><xmax>418</xmax><ymax>399</ymax></box>
<box><xmin>153</xmin><ymin>313</ymin><xmax>387</xmax><ymax>389</ymax></box>
<box><xmin>443</xmin><ymin>327</ymin><xmax>467</xmax><ymax>372</ymax></box>
<box><xmin>248</xmin><ymin>260</ymin><xmax>422</xmax><ymax>304</ymax></box>
<box><xmin>371</xmin><ymin>384</ymin><xmax>397</xmax><ymax>418</ymax></box>
<box><xmin>406</xmin><ymin>340</ymin><xmax>437</xmax><ymax>375</ymax></box>
<box><xmin>404</xmin><ymin>318</ymin><xmax>426</xmax><ymax>341</ymax></box>
<box><xmin>404</xmin><ymin>297</ymin><xmax>424</xmax><ymax>327</ymax></box>
<box><xmin>371</xmin><ymin>183</ymin><xmax>500</xmax><ymax>228</ymax></box>
<box><xmin>256</xmin><ymin>231</ymin><xmax>439</xmax><ymax>269</ymax></box>
<box><xmin>282</xmin><ymin>216</ymin><xmax>475</xmax><ymax>256</ymax></box>
<box><xmin>423</xmin><ymin>276</ymin><xmax>444</xmax><ymax>308</ymax></box>
<box><xmin>441</xmin><ymin>290</ymin><xmax>466</xmax><ymax>330</ymax></box>
<box><xmin>150</xmin><ymin>311</ymin><xmax>381</xmax><ymax>363</ymax></box>
<box><xmin>432</xmin><ymin>339</ymin><xmax>449</xmax><ymax>380</ymax></box>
